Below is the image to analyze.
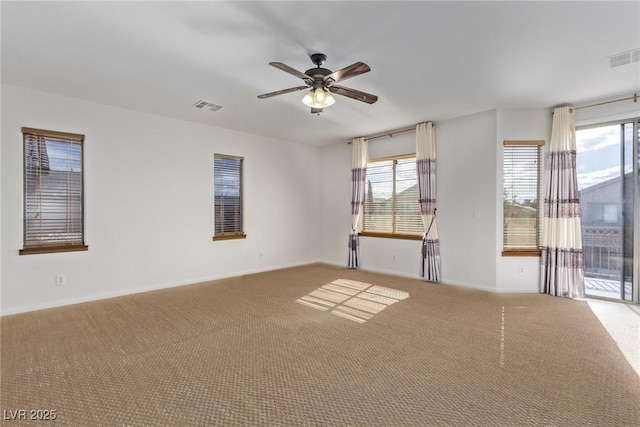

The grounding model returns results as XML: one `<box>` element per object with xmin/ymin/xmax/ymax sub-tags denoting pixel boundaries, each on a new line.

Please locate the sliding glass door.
<box><xmin>576</xmin><ymin>119</ymin><xmax>639</xmax><ymax>302</ymax></box>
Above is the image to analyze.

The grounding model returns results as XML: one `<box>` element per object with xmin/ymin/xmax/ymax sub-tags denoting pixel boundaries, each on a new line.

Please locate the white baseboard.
<box><xmin>3</xmin><ymin>260</ymin><xmax>539</xmax><ymax>316</ymax></box>
<box><xmin>1</xmin><ymin>260</ymin><xmax>321</xmax><ymax>316</ymax></box>
<box><xmin>320</xmin><ymin>261</ymin><xmax>498</xmax><ymax>293</ymax></box>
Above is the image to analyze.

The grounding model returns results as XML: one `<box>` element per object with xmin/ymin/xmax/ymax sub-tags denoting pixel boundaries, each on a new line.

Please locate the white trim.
<box><xmin>323</xmin><ymin>262</ymin><xmax>498</xmax><ymax>294</ymax></box>
<box><xmin>1</xmin><ymin>260</ymin><xmax>321</xmax><ymax>316</ymax></box>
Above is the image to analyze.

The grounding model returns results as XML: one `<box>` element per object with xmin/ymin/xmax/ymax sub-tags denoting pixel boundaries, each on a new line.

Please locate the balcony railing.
<box><xmin>582</xmin><ymin>226</ymin><xmax>622</xmax><ymax>279</ymax></box>
<box><xmin>582</xmin><ymin>226</ymin><xmax>635</xmax><ymax>300</ymax></box>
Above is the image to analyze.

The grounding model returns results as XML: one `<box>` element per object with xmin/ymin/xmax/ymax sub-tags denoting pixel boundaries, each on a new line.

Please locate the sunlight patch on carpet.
<box><xmin>297</xmin><ymin>279</ymin><xmax>409</xmax><ymax>323</ymax></box>
<box><xmin>588</xmin><ymin>299</ymin><xmax>640</xmax><ymax>376</ymax></box>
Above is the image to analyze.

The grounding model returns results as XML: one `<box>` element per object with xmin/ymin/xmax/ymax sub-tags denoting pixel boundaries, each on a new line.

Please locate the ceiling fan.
<box><xmin>257</xmin><ymin>53</ymin><xmax>378</xmax><ymax>115</ymax></box>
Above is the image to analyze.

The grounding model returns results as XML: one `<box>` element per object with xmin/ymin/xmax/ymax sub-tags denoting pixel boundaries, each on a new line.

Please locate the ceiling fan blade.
<box><xmin>328</xmin><ymin>85</ymin><xmax>378</xmax><ymax>104</ymax></box>
<box><xmin>257</xmin><ymin>86</ymin><xmax>309</xmax><ymax>99</ymax></box>
<box><xmin>324</xmin><ymin>62</ymin><xmax>370</xmax><ymax>84</ymax></box>
<box><xmin>269</xmin><ymin>62</ymin><xmax>313</xmax><ymax>83</ymax></box>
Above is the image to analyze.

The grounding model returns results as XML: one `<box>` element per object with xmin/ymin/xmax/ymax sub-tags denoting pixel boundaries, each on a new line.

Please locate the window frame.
<box><xmin>213</xmin><ymin>153</ymin><xmax>246</xmax><ymax>241</ymax></box>
<box><xmin>502</xmin><ymin>140</ymin><xmax>544</xmax><ymax>257</ymax></box>
<box><xmin>20</xmin><ymin>127</ymin><xmax>88</xmax><ymax>255</ymax></box>
<box><xmin>360</xmin><ymin>153</ymin><xmax>423</xmax><ymax>241</ymax></box>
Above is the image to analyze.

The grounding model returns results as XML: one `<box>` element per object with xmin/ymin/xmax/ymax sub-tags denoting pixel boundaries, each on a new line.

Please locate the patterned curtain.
<box><xmin>348</xmin><ymin>137</ymin><xmax>368</xmax><ymax>269</ymax></box>
<box><xmin>540</xmin><ymin>106</ymin><xmax>585</xmax><ymax>298</ymax></box>
<box><xmin>416</xmin><ymin>122</ymin><xmax>441</xmax><ymax>281</ymax></box>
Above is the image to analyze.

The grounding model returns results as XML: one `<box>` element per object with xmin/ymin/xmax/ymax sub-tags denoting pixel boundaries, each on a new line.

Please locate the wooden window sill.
<box><xmin>359</xmin><ymin>232</ymin><xmax>422</xmax><ymax>241</ymax></box>
<box><xmin>20</xmin><ymin>245</ymin><xmax>89</xmax><ymax>255</ymax></box>
<box><xmin>502</xmin><ymin>249</ymin><xmax>541</xmax><ymax>257</ymax></box>
<box><xmin>213</xmin><ymin>233</ymin><xmax>247</xmax><ymax>241</ymax></box>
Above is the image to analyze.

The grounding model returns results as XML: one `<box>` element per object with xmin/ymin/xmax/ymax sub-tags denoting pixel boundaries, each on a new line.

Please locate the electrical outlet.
<box><xmin>55</xmin><ymin>275</ymin><xmax>66</xmax><ymax>286</ymax></box>
<box><xmin>519</xmin><ymin>267</ymin><xmax>524</xmax><ymax>275</ymax></box>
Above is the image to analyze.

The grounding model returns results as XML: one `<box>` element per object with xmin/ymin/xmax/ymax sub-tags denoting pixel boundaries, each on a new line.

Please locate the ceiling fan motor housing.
<box><xmin>306</xmin><ymin>53</ymin><xmax>332</xmax><ymax>88</ymax></box>
<box><xmin>305</xmin><ymin>67</ymin><xmax>331</xmax><ymax>88</ymax></box>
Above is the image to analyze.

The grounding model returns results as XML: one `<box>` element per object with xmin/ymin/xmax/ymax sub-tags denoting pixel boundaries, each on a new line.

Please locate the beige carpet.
<box><xmin>1</xmin><ymin>264</ymin><xmax>639</xmax><ymax>426</ymax></box>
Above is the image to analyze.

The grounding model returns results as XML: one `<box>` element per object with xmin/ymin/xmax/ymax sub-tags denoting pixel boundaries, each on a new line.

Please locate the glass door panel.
<box><xmin>576</xmin><ymin>121</ymin><xmax>637</xmax><ymax>302</ymax></box>
<box><xmin>622</xmin><ymin>122</ymin><xmax>635</xmax><ymax>301</ymax></box>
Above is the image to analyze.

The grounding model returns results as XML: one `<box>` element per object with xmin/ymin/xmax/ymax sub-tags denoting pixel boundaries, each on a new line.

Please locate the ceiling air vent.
<box><xmin>192</xmin><ymin>100</ymin><xmax>223</xmax><ymax>112</ymax></box>
<box><xmin>608</xmin><ymin>48</ymin><xmax>640</xmax><ymax>68</ymax></box>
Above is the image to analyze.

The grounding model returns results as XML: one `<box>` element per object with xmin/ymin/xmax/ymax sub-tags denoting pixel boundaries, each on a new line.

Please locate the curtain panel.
<box><xmin>416</xmin><ymin>122</ymin><xmax>441</xmax><ymax>281</ymax></box>
<box><xmin>348</xmin><ymin>137</ymin><xmax>368</xmax><ymax>268</ymax></box>
<box><xmin>540</xmin><ymin>106</ymin><xmax>585</xmax><ymax>298</ymax></box>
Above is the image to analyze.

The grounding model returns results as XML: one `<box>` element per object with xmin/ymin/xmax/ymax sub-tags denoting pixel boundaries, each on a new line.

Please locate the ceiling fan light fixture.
<box><xmin>321</xmin><ymin>89</ymin><xmax>335</xmax><ymax>107</ymax></box>
<box><xmin>313</xmin><ymin>87</ymin><xmax>326</xmax><ymax>103</ymax></box>
<box><xmin>302</xmin><ymin>88</ymin><xmax>335</xmax><ymax>108</ymax></box>
<box><xmin>301</xmin><ymin>90</ymin><xmax>314</xmax><ymax>107</ymax></box>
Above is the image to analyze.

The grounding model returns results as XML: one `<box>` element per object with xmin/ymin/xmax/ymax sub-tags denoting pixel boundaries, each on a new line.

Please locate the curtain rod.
<box><xmin>569</xmin><ymin>92</ymin><xmax>638</xmax><ymax>113</ymax></box>
<box><xmin>347</xmin><ymin>123</ymin><xmax>434</xmax><ymax>144</ymax></box>
<box><xmin>365</xmin><ymin>126</ymin><xmax>415</xmax><ymax>142</ymax></box>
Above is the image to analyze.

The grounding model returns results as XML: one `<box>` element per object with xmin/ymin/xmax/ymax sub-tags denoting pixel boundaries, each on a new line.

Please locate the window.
<box><xmin>586</xmin><ymin>203</ymin><xmax>619</xmax><ymax>224</ymax></box>
<box><xmin>502</xmin><ymin>140</ymin><xmax>544</xmax><ymax>255</ymax></box>
<box><xmin>20</xmin><ymin>127</ymin><xmax>87</xmax><ymax>255</ymax></box>
<box><xmin>213</xmin><ymin>153</ymin><xmax>245</xmax><ymax>240</ymax></box>
<box><xmin>362</xmin><ymin>154</ymin><xmax>422</xmax><ymax>239</ymax></box>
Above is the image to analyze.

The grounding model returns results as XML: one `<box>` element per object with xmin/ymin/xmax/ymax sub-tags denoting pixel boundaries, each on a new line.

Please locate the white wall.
<box><xmin>437</xmin><ymin>110</ymin><xmax>497</xmax><ymax>290</ymax></box>
<box><xmin>320</xmin><ymin>110</ymin><xmax>499</xmax><ymax>292</ymax></box>
<box><xmin>0</xmin><ymin>85</ymin><xmax>3</xmax><ymax>314</ymax></box>
<box><xmin>319</xmin><ymin>141</ymin><xmax>351</xmax><ymax>267</ymax></box>
<box><xmin>1</xmin><ymin>84</ymin><xmax>321</xmax><ymax>315</ymax></box>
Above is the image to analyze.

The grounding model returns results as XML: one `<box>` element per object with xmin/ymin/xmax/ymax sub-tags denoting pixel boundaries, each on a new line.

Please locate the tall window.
<box><xmin>502</xmin><ymin>140</ymin><xmax>544</xmax><ymax>255</ymax></box>
<box><xmin>362</xmin><ymin>154</ymin><xmax>422</xmax><ymax>238</ymax></box>
<box><xmin>214</xmin><ymin>153</ymin><xmax>245</xmax><ymax>240</ymax></box>
<box><xmin>20</xmin><ymin>127</ymin><xmax>87</xmax><ymax>255</ymax></box>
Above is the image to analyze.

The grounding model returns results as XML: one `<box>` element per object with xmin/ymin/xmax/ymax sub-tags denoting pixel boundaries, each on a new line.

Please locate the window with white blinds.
<box><xmin>503</xmin><ymin>140</ymin><xmax>544</xmax><ymax>254</ymax></box>
<box><xmin>362</xmin><ymin>155</ymin><xmax>423</xmax><ymax>237</ymax></box>
<box><xmin>214</xmin><ymin>154</ymin><xmax>245</xmax><ymax>240</ymax></box>
<box><xmin>20</xmin><ymin>127</ymin><xmax>87</xmax><ymax>255</ymax></box>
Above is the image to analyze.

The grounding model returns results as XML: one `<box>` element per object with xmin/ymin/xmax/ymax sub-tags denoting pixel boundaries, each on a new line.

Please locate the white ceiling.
<box><xmin>2</xmin><ymin>1</ymin><xmax>639</xmax><ymax>146</ymax></box>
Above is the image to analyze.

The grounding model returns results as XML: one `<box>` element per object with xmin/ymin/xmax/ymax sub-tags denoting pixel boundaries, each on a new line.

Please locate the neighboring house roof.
<box><xmin>580</xmin><ymin>171</ymin><xmax>632</xmax><ymax>195</ymax></box>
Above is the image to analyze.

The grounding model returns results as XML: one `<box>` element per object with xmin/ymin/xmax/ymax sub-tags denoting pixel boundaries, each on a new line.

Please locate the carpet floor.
<box><xmin>1</xmin><ymin>263</ymin><xmax>639</xmax><ymax>426</ymax></box>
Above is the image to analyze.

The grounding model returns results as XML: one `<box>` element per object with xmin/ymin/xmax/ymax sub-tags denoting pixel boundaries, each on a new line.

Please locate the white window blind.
<box><xmin>21</xmin><ymin>127</ymin><xmax>86</xmax><ymax>254</ymax></box>
<box><xmin>362</xmin><ymin>155</ymin><xmax>422</xmax><ymax>235</ymax></box>
<box><xmin>503</xmin><ymin>141</ymin><xmax>544</xmax><ymax>251</ymax></box>
<box><xmin>214</xmin><ymin>154</ymin><xmax>244</xmax><ymax>238</ymax></box>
